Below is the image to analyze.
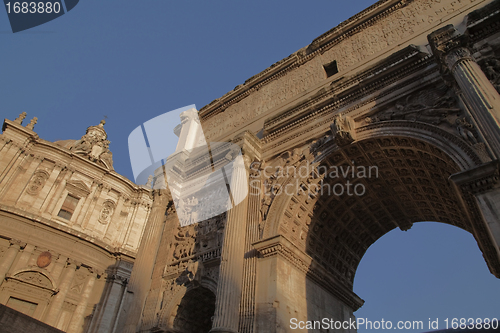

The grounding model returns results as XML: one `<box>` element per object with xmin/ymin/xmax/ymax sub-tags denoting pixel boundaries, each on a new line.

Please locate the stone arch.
<box><xmin>356</xmin><ymin>121</ymin><xmax>485</xmax><ymax>169</ymax></box>
<box><xmin>160</xmin><ymin>282</ymin><xmax>216</xmax><ymax>333</ymax></box>
<box><xmin>0</xmin><ymin>269</ymin><xmax>58</xmax><ymax>320</ymax></box>
<box><xmin>10</xmin><ymin>268</ymin><xmax>57</xmax><ymax>290</ymax></box>
<box><xmin>253</xmin><ymin>131</ymin><xmax>500</xmax><ymax>330</ymax></box>
<box><xmin>263</xmin><ymin>119</ymin><xmax>487</xmax><ymax>238</ymax></box>
<box><xmin>262</xmin><ymin>131</ymin><xmax>498</xmax><ymax>286</ymax></box>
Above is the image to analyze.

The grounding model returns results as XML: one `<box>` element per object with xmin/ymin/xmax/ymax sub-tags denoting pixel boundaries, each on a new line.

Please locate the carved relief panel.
<box><xmin>164</xmin><ymin>215</ymin><xmax>225</xmax><ymax>277</ymax></box>
<box><xmin>98</xmin><ymin>200</ymin><xmax>116</xmax><ymax>225</ymax></box>
<box><xmin>26</xmin><ymin>170</ymin><xmax>50</xmax><ymax>196</ymax></box>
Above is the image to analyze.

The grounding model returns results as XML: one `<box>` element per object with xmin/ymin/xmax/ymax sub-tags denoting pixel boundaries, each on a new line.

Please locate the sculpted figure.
<box><xmin>331</xmin><ymin>114</ymin><xmax>354</xmax><ymax>146</ymax></box>
<box><xmin>456</xmin><ymin>117</ymin><xmax>478</xmax><ymax>144</ymax></box>
<box><xmin>260</xmin><ymin>196</ymin><xmax>272</xmax><ymax>220</ymax></box>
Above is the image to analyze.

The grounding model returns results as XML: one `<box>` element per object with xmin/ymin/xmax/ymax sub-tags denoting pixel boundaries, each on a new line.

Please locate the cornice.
<box><xmin>261</xmin><ymin>59</ymin><xmax>438</xmax><ymax>158</ymax></box>
<box><xmin>466</xmin><ymin>0</ymin><xmax>500</xmax><ymax>43</ymax></box>
<box><xmin>1</xmin><ymin>128</ymin><xmax>149</xmax><ymax>195</ymax></box>
<box><xmin>253</xmin><ymin>235</ymin><xmax>364</xmax><ymax>311</ymax></box>
<box><xmin>450</xmin><ymin>160</ymin><xmax>500</xmax><ymax>194</ymax></box>
<box><xmin>0</xmin><ymin>205</ymin><xmax>138</xmax><ymax>260</ymax></box>
<box><xmin>262</xmin><ymin>46</ymin><xmax>431</xmax><ymax>140</ymax></box>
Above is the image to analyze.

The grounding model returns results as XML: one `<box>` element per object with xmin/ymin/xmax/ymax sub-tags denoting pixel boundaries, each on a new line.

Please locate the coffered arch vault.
<box><xmin>263</xmin><ymin>130</ymin><xmax>500</xmax><ymax>298</ymax></box>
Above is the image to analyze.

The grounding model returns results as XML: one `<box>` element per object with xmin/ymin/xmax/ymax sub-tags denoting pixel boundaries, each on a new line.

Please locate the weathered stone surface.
<box><xmin>0</xmin><ymin>117</ymin><xmax>152</xmax><ymax>332</ymax></box>
<box><xmin>3</xmin><ymin>1</ymin><xmax>500</xmax><ymax>333</ymax></box>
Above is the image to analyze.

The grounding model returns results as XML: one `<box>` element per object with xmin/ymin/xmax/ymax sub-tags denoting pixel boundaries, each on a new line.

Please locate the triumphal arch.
<box><xmin>115</xmin><ymin>1</ymin><xmax>500</xmax><ymax>332</ymax></box>
<box><xmin>2</xmin><ymin>0</ymin><xmax>499</xmax><ymax>332</ymax></box>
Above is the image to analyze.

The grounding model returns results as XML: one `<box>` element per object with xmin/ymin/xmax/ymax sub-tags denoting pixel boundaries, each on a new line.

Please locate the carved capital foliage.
<box><xmin>445</xmin><ymin>47</ymin><xmax>474</xmax><ymax>70</ymax></box>
<box><xmin>428</xmin><ymin>25</ymin><xmax>470</xmax><ymax>70</ymax></box>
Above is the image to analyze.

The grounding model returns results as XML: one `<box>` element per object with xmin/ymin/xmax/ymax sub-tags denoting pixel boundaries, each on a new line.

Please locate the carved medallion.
<box><xmin>98</xmin><ymin>200</ymin><xmax>116</xmax><ymax>224</ymax></box>
<box><xmin>27</xmin><ymin>170</ymin><xmax>50</xmax><ymax>196</ymax></box>
<box><xmin>37</xmin><ymin>251</ymin><xmax>52</xmax><ymax>268</ymax></box>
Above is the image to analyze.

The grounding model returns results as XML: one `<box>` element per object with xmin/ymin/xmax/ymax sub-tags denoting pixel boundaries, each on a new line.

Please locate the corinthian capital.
<box><xmin>428</xmin><ymin>24</ymin><xmax>470</xmax><ymax>70</ymax></box>
<box><xmin>445</xmin><ymin>47</ymin><xmax>474</xmax><ymax>70</ymax></box>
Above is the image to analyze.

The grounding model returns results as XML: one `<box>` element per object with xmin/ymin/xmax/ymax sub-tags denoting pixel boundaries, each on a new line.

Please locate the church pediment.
<box><xmin>66</xmin><ymin>179</ymin><xmax>91</xmax><ymax>196</ymax></box>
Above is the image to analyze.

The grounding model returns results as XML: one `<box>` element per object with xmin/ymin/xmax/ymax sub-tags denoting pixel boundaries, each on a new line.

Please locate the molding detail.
<box><xmin>450</xmin><ymin>160</ymin><xmax>500</xmax><ymax>195</ymax></box>
<box><xmin>66</xmin><ymin>179</ymin><xmax>91</xmax><ymax>197</ymax></box>
<box><xmin>253</xmin><ymin>235</ymin><xmax>364</xmax><ymax>311</ymax></box>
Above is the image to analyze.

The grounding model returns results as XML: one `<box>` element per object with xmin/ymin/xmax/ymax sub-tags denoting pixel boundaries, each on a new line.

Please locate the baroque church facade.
<box><xmin>1</xmin><ymin>0</ymin><xmax>500</xmax><ymax>332</ymax></box>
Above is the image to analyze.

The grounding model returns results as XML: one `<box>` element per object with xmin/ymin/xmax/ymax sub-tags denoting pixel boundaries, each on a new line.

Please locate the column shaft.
<box><xmin>211</xmin><ymin>155</ymin><xmax>250</xmax><ymax>333</ymax></box>
<box><xmin>428</xmin><ymin>26</ymin><xmax>500</xmax><ymax>158</ymax></box>
<box><xmin>121</xmin><ymin>189</ymin><xmax>170</xmax><ymax>333</ymax></box>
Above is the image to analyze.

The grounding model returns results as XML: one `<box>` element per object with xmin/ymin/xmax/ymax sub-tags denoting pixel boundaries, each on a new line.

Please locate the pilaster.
<box><xmin>211</xmin><ymin>152</ymin><xmax>251</xmax><ymax>333</ymax></box>
<box><xmin>0</xmin><ymin>239</ymin><xmax>25</xmax><ymax>288</ymax></box>
<box><xmin>45</xmin><ymin>259</ymin><xmax>79</xmax><ymax>326</ymax></box>
<box><xmin>67</xmin><ymin>267</ymin><xmax>100</xmax><ymax>333</ymax></box>
<box><xmin>450</xmin><ymin>161</ymin><xmax>500</xmax><ymax>277</ymax></box>
<box><xmin>121</xmin><ymin>189</ymin><xmax>171</xmax><ymax>333</ymax></box>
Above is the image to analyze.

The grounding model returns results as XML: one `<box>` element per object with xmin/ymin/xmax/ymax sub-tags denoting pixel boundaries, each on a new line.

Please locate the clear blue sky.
<box><xmin>1</xmin><ymin>1</ymin><xmax>499</xmax><ymax>332</ymax></box>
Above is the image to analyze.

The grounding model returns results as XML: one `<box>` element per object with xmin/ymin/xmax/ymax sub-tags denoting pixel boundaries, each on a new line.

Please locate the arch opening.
<box><xmin>290</xmin><ymin>136</ymin><xmax>473</xmax><ymax>290</ymax></box>
<box><xmin>353</xmin><ymin>222</ymin><xmax>500</xmax><ymax>332</ymax></box>
<box><xmin>256</xmin><ymin>134</ymin><xmax>498</xmax><ymax>330</ymax></box>
<box><xmin>170</xmin><ymin>286</ymin><xmax>215</xmax><ymax>333</ymax></box>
